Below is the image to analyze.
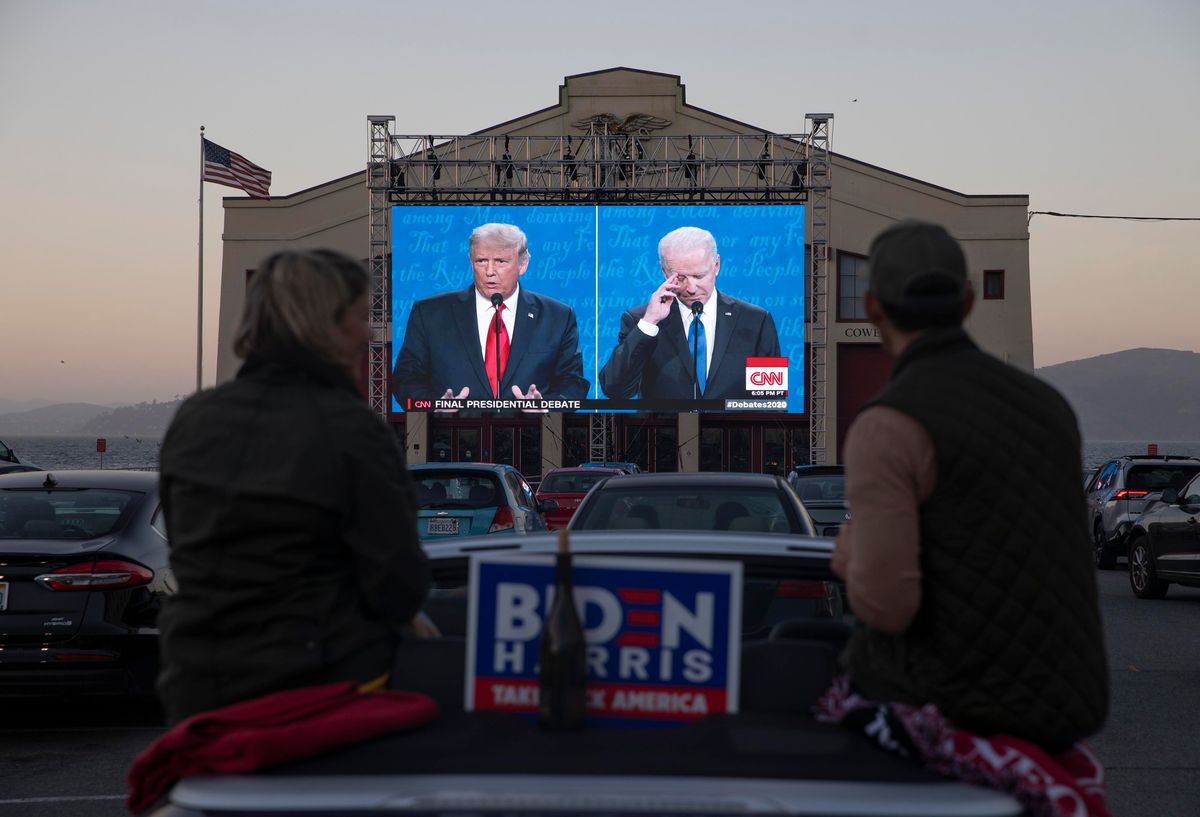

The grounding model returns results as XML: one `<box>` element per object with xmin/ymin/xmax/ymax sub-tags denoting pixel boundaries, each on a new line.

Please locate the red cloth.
<box><xmin>815</xmin><ymin>675</ymin><xmax>1110</xmax><ymax>817</ymax></box>
<box><xmin>127</xmin><ymin>682</ymin><xmax>438</xmax><ymax>814</ymax></box>
<box><xmin>484</xmin><ymin>303</ymin><xmax>510</xmax><ymax>397</ymax></box>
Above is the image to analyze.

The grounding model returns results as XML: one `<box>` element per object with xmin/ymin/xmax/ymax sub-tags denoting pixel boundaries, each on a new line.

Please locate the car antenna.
<box><xmin>43</xmin><ymin>473</ymin><xmax>58</xmax><ymax>490</ymax></box>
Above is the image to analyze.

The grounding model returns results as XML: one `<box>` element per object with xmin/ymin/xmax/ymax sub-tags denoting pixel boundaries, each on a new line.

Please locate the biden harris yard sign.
<box><xmin>465</xmin><ymin>554</ymin><xmax>742</xmax><ymax>724</ymax></box>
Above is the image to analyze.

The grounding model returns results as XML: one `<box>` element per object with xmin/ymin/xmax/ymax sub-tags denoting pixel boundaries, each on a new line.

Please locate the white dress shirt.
<box><xmin>637</xmin><ymin>290</ymin><xmax>718</xmax><ymax>369</ymax></box>
<box><xmin>475</xmin><ymin>285</ymin><xmax>519</xmax><ymax>358</ymax></box>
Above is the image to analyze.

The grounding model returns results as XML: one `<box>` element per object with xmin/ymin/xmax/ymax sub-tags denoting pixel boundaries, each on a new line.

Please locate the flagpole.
<box><xmin>197</xmin><ymin>125</ymin><xmax>205</xmax><ymax>393</ymax></box>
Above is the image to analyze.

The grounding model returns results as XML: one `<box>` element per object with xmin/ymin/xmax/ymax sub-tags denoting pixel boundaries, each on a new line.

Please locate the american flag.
<box><xmin>202</xmin><ymin>138</ymin><xmax>271</xmax><ymax>198</ymax></box>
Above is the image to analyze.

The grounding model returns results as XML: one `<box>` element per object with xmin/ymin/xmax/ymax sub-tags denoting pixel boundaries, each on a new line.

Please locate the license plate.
<box><xmin>427</xmin><ymin>518</ymin><xmax>460</xmax><ymax>535</ymax></box>
<box><xmin>0</xmin><ymin>581</ymin><xmax>8</xmax><ymax>612</ymax></box>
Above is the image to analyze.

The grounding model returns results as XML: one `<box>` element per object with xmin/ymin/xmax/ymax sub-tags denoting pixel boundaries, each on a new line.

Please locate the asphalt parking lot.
<box><xmin>0</xmin><ymin>570</ymin><xmax>1196</xmax><ymax>817</ymax></box>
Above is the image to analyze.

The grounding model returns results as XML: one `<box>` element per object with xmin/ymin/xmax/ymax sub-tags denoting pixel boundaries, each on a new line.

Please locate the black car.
<box><xmin>568</xmin><ymin>472</ymin><xmax>816</xmax><ymax>536</ymax></box>
<box><xmin>1126</xmin><ymin>472</ymin><xmax>1200</xmax><ymax>600</ymax></box>
<box><xmin>787</xmin><ymin>465</ymin><xmax>848</xmax><ymax>539</ymax></box>
<box><xmin>0</xmin><ymin>469</ymin><xmax>171</xmax><ymax>697</ymax></box>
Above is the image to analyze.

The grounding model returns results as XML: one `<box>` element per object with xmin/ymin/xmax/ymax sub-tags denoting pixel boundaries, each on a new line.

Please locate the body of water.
<box><xmin>4</xmin><ymin>435</ymin><xmax>1198</xmax><ymax>474</ymax></box>
<box><xmin>3</xmin><ymin>435</ymin><xmax>162</xmax><ymax>470</ymax></box>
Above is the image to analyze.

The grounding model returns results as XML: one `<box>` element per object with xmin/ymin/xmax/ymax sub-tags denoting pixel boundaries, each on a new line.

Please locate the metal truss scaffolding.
<box><xmin>367</xmin><ymin>119</ymin><xmax>831</xmax><ymax>464</ymax></box>
<box><xmin>804</xmin><ymin>115</ymin><xmax>833</xmax><ymax>466</ymax></box>
<box><xmin>366</xmin><ymin>116</ymin><xmax>395</xmax><ymax>417</ymax></box>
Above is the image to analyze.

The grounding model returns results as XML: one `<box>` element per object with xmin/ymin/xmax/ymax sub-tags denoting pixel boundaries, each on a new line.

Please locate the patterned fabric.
<box><xmin>816</xmin><ymin>676</ymin><xmax>1111</xmax><ymax>817</ymax></box>
<box><xmin>846</xmin><ymin>327</ymin><xmax>1108</xmax><ymax>747</ymax></box>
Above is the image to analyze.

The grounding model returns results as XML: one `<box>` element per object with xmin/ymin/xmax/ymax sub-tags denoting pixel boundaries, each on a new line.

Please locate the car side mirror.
<box><xmin>538</xmin><ymin>499</ymin><xmax>559</xmax><ymax>513</ymax></box>
<box><xmin>1162</xmin><ymin>488</ymin><xmax>1179</xmax><ymax>505</ymax></box>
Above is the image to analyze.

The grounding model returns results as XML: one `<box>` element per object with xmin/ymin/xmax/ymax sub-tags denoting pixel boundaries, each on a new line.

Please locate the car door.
<box><xmin>1088</xmin><ymin>461</ymin><xmax>1118</xmax><ymax>535</ymax></box>
<box><xmin>1154</xmin><ymin>475</ymin><xmax>1200</xmax><ymax>579</ymax></box>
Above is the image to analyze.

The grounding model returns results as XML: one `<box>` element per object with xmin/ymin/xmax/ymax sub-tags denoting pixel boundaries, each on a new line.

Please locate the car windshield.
<box><xmin>539</xmin><ymin>473</ymin><xmax>611</xmax><ymax>494</ymax></box>
<box><xmin>1126</xmin><ymin>464</ymin><xmax>1200</xmax><ymax>492</ymax></box>
<box><xmin>415</xmin><ymin>472</ymin><xmax>504</xmax><ymax>510</ymax></box>
<box><xmin>573</xmin><ymin>486</ymin><xmax>799</xmax><ymax>533</ymax></box>
<box><xmin>791</xmin><ymin>474</ymin><xmax>845</xmax><ymax>502</ymax></box>
<box><xmin>0</xmin><ymin>488</ymin><xmax>139</xmax><ymax>539</ymax></box>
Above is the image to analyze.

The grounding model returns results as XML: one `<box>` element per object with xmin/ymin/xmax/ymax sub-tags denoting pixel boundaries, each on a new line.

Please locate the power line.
<box><xmin>1028</xmin><ymin>210</ymin><xmax>1200</xmax><ymax>225</ymax></box>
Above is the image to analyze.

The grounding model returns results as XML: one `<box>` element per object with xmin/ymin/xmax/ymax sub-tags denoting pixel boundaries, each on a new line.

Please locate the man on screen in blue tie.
<box><xmin>392</xmin><ymin>223</ymin><xmax>589</xmax><ymax>408</ymax></box>
<box><xmin>599</xmin><ymin>226</ymin><xmax>781</xmax><ymax>401</ymax></box>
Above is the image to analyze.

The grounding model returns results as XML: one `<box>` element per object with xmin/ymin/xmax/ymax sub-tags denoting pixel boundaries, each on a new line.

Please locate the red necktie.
<box><xmin>484</xmin><ymin>303</ymin><xmax>510</xmax><ymax>397</ymax></box>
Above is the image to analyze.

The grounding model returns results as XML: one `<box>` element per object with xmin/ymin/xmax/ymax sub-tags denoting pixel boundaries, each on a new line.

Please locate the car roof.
<box><xmin>1115</xmin><ymin>455</ymin><xmax>1200</xmax><ymax>464</ymax></box>
<box><xmin>591</xmin><ymin>471</ymin><xmax>786</xmax><ymax>489</ymax></box>
<box><xmin>0</xmin><ymin>469</ymin><xmax>159</xmax><ymax>491</ymax></box>
<box><xmin>421</xmin><ymin>528</ymin><xmax>833</xmax><ymax>561</ymax></box>
<box><xmin>790</xmin><ymin>465</ymin><xmax>845</xmax><ymax>476</ymax></box>
<box><xmin>543</xmin><ymin>467</ymin><xmax>624</xmax><ymax>476</ymax></box>
<box><xmin>411</xmin><ymin>463</ymin><xmax>517</xmax><ymax>474</ymax></box>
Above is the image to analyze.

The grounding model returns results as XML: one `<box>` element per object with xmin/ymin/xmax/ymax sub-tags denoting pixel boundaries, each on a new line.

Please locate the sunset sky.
<box><xmin>1</xmin><ymin>0</ymin><xmax>1196</xmax><ymax>405</ymax></box>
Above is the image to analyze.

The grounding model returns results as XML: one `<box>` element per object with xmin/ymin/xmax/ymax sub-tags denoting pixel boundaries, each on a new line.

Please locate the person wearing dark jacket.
<box><xmin>831</xmin><ymin>221</ymin><xmax>1108</xmax><ymax>750</ymax></box>
<box><xmin>157</xmin><ymin>249</ymin><xmax>432</xmax><ymax>725</ymax></box>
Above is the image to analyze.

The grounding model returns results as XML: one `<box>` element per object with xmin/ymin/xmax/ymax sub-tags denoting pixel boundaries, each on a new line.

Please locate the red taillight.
<box><xmin>1113</xmin><ymin>489</ymin><xmax>1149</xmax><ymax>500</ymax></box>
<box><xmin>488</xmin><ymin>505</ymin><xmax>515</xmax><ymax>533</ymax></box>
<box><xmin>35</xmin><ymin>560</ymin><xmax>153</xmax><ymax>591</ymax></box>
<box><xmin>775</xmin><ymin>579</ymin><xmax>831</xmax><ymax>599</ymax></box>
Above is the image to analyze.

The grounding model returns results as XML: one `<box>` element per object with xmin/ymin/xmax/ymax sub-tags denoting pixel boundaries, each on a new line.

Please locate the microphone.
<box><xmin>690</xmin><ymin>301</ymin><xmax>703</xmax><ymax>401</ymax></box>
<box><xmin>491</xmin><ymin>293</ymin><xmax>504</xmax><ymax>398</ymax></box>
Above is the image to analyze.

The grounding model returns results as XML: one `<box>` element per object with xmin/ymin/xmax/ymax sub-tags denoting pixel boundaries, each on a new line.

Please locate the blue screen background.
<box><xmin>391</xmin><ymin>204</ymin><xmax>805</xmax><ymax>413</ymax></box>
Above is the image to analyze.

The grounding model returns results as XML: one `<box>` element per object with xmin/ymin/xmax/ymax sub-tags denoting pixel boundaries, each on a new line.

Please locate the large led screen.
<box><xmin>390</xmin><ymin>204</ymin><xmax>805</xmax><ymax>414</ymax></box>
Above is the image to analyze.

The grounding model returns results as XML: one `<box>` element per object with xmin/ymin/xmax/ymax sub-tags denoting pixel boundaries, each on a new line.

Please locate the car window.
<box><xmin>413</xmin><ymin>472</ymin><xmax>502</xmax><ymax>509</ymax></box>
<box><xmin>1095</xmin><ymin>462</ymin><xmax>1118</xmax><ymax>492</ymax></box>
<box><xmin>790</xmin><ymin>475</ymin><xmax>845</xmax><ymax>501</ymax></box>
<box><xmin>503</xmin><ymin>472</ymin><xmax>531</xmax><ymax>508</ymax></box>
<box><xmin>541</xmin><ymin>473</ymin><xmax>611</xmax><ymax>493</ymax></box>
<box><xmin>1126</xmin><ymin>464</ymin><xmax>1200</xmax><ymax>493</ymax></box>
<box><xmin>151</xmin><ymin>504</ymin><xmax>168</xmax><ymax>539</ymax></box>
<box><xmin>575</xmin><ymin>487</ymin><xmax>800</xmax><ymax>533</ymax></box>
<box><xmin>0</xmin><ymin>489</ymin><xmax>140</xmax><ymax>539</ymax></box>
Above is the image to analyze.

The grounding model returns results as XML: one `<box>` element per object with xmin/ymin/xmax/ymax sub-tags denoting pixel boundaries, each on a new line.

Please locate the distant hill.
<box><xmin>0</xmin><ymin>399</ymin><xmax>182</xmax><ymax>437</ymax></box>
<box><xmin>1037</xmin><ymin>348</ymin><xmax>1200</xmax><ymax>441</ymax></box>
<box><xmin>0</xmin><ymin>402</ymin><xmax>111</xmax><ymax>435</ymax></box>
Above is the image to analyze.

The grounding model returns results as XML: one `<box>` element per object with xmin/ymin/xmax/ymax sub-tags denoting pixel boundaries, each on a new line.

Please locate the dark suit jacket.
<box><xmin>599</xmin><ymin>292</ymin><xmax>780</xmax><ymax>400</ymax></box>
<box><xmin>392</xmin><ymin>286</ymin><xmax>589</xmax><ymax>404</ymax></box>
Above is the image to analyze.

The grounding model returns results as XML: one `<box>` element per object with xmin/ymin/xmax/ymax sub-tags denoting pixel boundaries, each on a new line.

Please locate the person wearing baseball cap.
<box><xmin>827</xmin><ymin>221</ymin><xmax>1108</xmax><ymax>753</ymax></box>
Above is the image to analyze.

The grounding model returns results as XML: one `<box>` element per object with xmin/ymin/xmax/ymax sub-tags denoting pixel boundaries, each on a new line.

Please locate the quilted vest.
<box><xmin>844</xmin><ymin>328</ymin><xmax>1108</xmax><ymax>748</ymax></box>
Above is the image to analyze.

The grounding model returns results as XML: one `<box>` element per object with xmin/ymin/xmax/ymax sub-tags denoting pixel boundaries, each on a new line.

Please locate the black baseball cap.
<box><xmin>868</xmin><ymin>220</ymin><xmax>967</xmax><ymax>316</ymax></box>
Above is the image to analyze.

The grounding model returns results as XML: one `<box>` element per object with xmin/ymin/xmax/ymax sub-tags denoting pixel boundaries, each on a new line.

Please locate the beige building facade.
<box><xmin>216</xmin><ymin>68</ymin><xmax>1030</xmax><ymax>473</ymax></box>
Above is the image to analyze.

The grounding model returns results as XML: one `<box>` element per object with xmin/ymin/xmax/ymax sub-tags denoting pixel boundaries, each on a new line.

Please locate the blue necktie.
<box><xmin>688</xmin><ymin>316</ymin><xmax>707</xmax><ymax>395</ymax></box>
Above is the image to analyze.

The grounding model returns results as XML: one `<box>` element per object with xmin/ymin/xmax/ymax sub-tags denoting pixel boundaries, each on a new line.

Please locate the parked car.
<box><xmin>579</xmin><ymin>461</ymin><xmax>642</xmax><ymax>474</ymax></box>
<box><xmin>0</xmin><ymin>469</ymin><xmax>170</xmax><ymax>698</ymax></box>
<box><xmin>1085</xmin><ymin>455</ymin><xmax>1200</xmax><ymax>569</ymax></box>
<box><xmin>0</xmin><ymin>438</ymin><xmax>40</xmax><ymax>474</ymax></box>
<box><xmin>1125</xmin><ymin>472</ymin><xmax>1200</xmax><ymax>599</ymax></box>
<box><xmin>534</xmin><ymin>466</ymin><xmax>624</xmax><ymax>529</ymax></box>
<box><xmin>149</xmin><ymin>531</ymin><xmax>1020</xmax><ymax>817</ymax></box>
<box><xmin>410</xmin><ymin>463</ymin><xmax>556</xmax><ymax>540</ymax></box>
<box><xmin>787</xmin><ymin>465</ymin><xmax>848</xmax><ymax>539</ymax></box>
<box><xmin>568</xmin><ymin>472</ymin><xmax>816</xmax><ymax>536</ymax></box>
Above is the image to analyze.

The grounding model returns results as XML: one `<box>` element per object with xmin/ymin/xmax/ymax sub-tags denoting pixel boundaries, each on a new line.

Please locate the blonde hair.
<box><xmin>234</xmin><ymin>249</ymin><xmax>369</xmax><ymax>367</ymax></box>
<box><xmin>469</xmin><ymin>223</ymin><xmax>530</xmax><ymax>263</ymax></box>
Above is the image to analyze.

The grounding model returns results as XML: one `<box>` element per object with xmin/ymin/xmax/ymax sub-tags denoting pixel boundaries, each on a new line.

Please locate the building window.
<box><xmin>837</xmin><ymin>252</ymin><xmax>869</xmax><ymax>321</ymax></box>
<box><xmin>983</xmin><ymin>269</ymin><xmax>1005</xmax><ymax>300</ymax></box>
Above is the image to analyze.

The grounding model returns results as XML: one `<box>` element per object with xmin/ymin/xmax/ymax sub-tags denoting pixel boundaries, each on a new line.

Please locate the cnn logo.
<box><xmin>745</xmin><ymin>357</ymin><xmax>788</xmax><ymax>390</ymax></box>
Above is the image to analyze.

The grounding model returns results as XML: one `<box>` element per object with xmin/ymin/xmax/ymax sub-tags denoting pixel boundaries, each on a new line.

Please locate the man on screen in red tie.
<box><xmin>392</xmin><ymin>223</ymin><xmax>589</xmax><ymax>407</ymax></box>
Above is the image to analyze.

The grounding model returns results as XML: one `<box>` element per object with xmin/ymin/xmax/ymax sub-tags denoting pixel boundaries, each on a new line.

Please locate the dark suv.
<box><xmin>1085</xmin><ymin>455</ymin><xmax>1200</xmax><ymax>569</ymax></box>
